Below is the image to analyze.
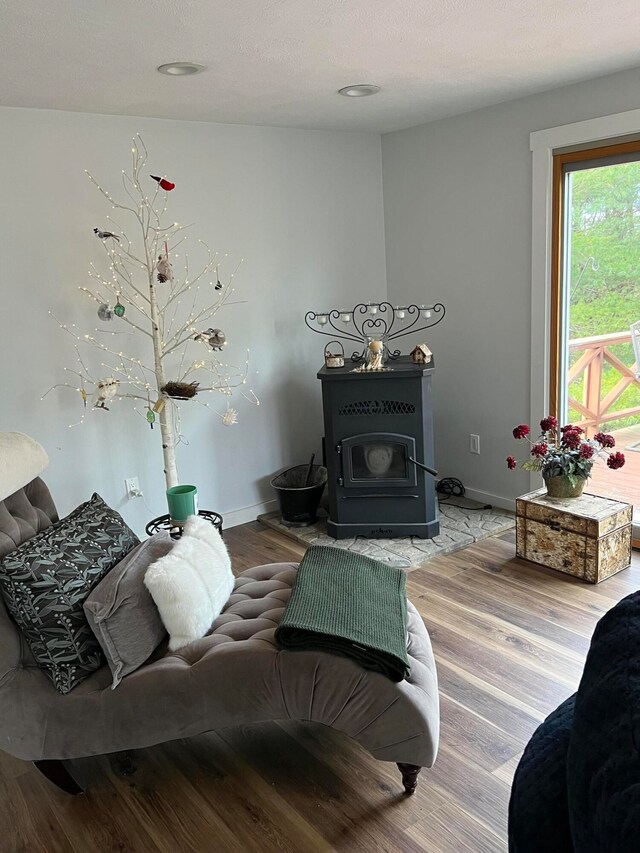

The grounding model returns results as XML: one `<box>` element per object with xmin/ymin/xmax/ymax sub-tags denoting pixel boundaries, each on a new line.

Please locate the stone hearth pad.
<box><xmin>258</xmin><ymin>499</ymin><xmax>515</xmax><ymax>570</ymax></box>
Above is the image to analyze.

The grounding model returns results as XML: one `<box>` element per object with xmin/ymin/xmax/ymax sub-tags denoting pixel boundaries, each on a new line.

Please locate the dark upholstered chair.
<box><xmin>0</xmin><ymin>433</ymin><xmax>440</xmax><ymax>795</ymax></box>
<box><xmin>509</xmin><ymin>590</ymin><xmax>640</xmax><ymax>851</ymax></box>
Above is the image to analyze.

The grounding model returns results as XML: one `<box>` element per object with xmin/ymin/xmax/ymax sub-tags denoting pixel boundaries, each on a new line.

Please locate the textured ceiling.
<box><xmin>2</xmin><ymin>0</ymin><xmax>640</xmax><ymax>133</ymax></box>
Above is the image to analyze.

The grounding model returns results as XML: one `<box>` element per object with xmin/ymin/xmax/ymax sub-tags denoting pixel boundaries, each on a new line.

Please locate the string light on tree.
<box><xmin>46</xmin><ymin>136</ymin><xmax>257</xmax><ymax>489</ymax></box>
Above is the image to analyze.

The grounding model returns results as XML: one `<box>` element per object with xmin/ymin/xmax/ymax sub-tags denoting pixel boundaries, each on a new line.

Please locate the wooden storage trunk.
<box><xmin>516</xmin><ymin>488</ymin><xmax>632</xmax><ymax>584</ymax></box>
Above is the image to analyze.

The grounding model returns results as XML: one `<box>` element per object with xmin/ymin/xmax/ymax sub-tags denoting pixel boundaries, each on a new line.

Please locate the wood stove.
<box><xmin>319</xmin><ymin>356</ymin><xmax>439</xmax><ymax>540</ymax></box>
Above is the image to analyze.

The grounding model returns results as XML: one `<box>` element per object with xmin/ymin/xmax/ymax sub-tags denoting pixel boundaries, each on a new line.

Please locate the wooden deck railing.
<box><xmin>568</xmin><ymin>330</ymin><xmax>640</xmax><ymax>434</ymax></box>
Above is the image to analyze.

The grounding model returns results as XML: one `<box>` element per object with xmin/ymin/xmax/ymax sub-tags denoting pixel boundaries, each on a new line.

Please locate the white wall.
<box><xmin>6</xmin><ymin>59</ymin><xmax>640</xmax><ymax>530</ymax></box>
<box><xmin>0</xmin><ymin>107</ymin><xmax>386</xmax><ymax>533</ymax></box>
<box><xmin>381</xmin><ymin>64</ymin><xmax>640</xmax><ymax>506</ymax></box>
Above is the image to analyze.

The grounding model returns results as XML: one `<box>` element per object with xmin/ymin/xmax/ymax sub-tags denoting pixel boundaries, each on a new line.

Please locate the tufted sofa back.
<box><xmin>0</xmin><ymin>478</ymin><xmax>59</xmax><ymax>677</ymax></box>
<box><xmin>0</xmin><ymin>478</ymin><xmax>58</xmax><ymax>559</ymax></box>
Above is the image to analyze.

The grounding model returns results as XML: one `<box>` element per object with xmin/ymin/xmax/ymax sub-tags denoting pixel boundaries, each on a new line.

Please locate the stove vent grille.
<box><xmin>338</xmin><ymin>399</ymin><xmax>416</xmax><ymax>417</ymax></box>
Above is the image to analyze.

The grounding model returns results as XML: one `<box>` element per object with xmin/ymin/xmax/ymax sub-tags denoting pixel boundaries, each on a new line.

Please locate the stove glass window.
<box><xmin>350</xmin><ymin>441</ymin><xmax>408</xmax><ymax>480</ymax></box>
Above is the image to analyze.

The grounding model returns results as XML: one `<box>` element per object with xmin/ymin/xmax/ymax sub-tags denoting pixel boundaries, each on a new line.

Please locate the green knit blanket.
<box><xmin>275</xmin><ymin>545</ymin><xmax>410</xmax><ymax>682</ymax></box>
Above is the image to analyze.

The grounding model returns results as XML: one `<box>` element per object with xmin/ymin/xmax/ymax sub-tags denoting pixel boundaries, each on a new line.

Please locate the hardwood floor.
<box><xmin>2</xmin><ymin>523</ymin><xmax>639</xmax><ymax>853</ymax></box>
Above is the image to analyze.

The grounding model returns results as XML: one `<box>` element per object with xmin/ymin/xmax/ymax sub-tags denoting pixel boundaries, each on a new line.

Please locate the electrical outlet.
<box><xmin>125</xmin><ymin>477</ymin><xmax>141</xmax><ymax>498</ymax></box>
<box><xmin>469</xmin><ymin>434</ymin><xmax>480</xmax><ymax>455</ymax></box>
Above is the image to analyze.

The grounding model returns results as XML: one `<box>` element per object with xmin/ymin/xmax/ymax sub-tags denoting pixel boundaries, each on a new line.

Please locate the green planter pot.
<box><xmin>543</xmin><ymin>474</ymin><xmax>587</xmax><ymax>499</ymax></box>
<box><xmin>166</xmin><ymin>484</ymin><xmax>198</xmax><ymax>522</ymax></box>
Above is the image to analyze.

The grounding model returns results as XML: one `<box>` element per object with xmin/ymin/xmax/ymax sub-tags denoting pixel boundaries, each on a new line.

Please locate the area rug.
<box><xmin>258</xmin><ymin>499</ymin><xmax>515</xmax><ymax>570</ymax></box>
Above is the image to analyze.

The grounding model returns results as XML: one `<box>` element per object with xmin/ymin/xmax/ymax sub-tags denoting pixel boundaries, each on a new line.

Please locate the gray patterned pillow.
<box><xmin>0</xmin><ymin>493</ymin><xmax>139</xmax><ymax>693</ymax></box>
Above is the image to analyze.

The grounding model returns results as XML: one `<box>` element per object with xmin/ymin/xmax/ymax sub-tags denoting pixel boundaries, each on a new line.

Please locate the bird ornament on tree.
<box><xmin>92</xmin><ymin>378</ymin><xmax>119</xmax><ymax>410</ymax></box>
<box><xmin>150</xmin><ymin>175</ymin><xmax>175</xmax><ymax>192</ymax></box>
<box><xmin>94</xmin><ymin>228</ymin><xmax>120</xmax><ymax>242</ymax></box>
<box><xmin>194</xmin><ymin>328</ymin><xmax>226</xmax><ymax>350</ymax></box>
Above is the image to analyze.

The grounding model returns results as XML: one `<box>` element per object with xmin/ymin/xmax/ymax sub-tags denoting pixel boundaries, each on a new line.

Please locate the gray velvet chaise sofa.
<box><xmin>0</xmin><ymin>433</ymin><xmax>440</xmax><ymax>795</ymax></box>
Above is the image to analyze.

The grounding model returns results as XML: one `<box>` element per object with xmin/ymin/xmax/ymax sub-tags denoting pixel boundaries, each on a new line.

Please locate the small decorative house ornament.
<box><xmin>324</xmin><ymin>341</ymin><xmax>345</xmax><ymax>368</ymax></box>
<box><xmin>410</xmin><ymin>344</ymin><xmax>432</xmax><ymax>364</ymax></box>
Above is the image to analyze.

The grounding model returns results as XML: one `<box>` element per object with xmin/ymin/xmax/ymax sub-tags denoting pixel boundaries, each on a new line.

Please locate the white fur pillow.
<box><xmin>144</xmin><ymin>515</ymin><xmax>234</xmax><ymax>651</ymax></box>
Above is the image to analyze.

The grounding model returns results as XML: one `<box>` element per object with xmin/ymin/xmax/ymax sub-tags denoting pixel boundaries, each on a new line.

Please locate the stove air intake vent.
<box><xmin>338</xmin><ymin>400</ymin><xmax>416</xmax><ymax>417</ymax></box>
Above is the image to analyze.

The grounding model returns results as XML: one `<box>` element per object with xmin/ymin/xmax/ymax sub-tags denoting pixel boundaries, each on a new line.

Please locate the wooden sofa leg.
<box><xmin>397</xmin><ymin>762</ymin><xmax>421</xmax><ymax>795</ymax></box>
<box><xmin>33</xmin><ymin>760</ymin><xmax>84</xmax><ymax>795</ymax></box>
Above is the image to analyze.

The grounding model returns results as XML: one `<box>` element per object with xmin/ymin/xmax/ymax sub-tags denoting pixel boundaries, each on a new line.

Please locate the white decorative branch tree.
<box><xmin>46</xmin><ymin>136</ymin><xmax>257</xmax><ymax>491</ymax></box>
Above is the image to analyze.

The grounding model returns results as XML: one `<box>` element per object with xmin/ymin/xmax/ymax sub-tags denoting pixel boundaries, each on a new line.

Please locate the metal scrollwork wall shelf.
<box><xmin>304</xmin><ymin>301</ymin><xmax>446</xmax><ymax>361</ymax></box>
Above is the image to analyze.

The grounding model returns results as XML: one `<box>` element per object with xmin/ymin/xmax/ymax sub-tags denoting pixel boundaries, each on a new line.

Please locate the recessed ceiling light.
<box><xmin>338</xmin><ymin>84</ymin><xmax>381</xmax><ymax>97</ymax></box>
<box><xmin>157</xmin><ymin>62</ymin><xmax>206</xmax><ymax>76</ymax></box>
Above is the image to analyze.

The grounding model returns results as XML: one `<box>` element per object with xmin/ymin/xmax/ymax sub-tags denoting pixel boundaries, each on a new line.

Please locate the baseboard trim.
<box><xmin>222</xmin><ymin>498</ymin><xmax>279</xmax><ymax>529</ymax></box>
<box><xmin>459</xmin><ymin>487</ymin><xmax>515</xmax><ymax>513</ymax></box>
<box><xmin>224</xmin><ymin>491</ymin><xmax>514</xmax><ymax>528</ymax></box>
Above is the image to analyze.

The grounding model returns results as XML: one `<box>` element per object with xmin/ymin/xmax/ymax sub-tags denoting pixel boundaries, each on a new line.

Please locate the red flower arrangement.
<box><xmin>531</xmin><ymin>442</ymin><xmax>548</xmax><ymax>458</ymax></box>
<box><xmin>507</xmin><ymin>416</ymin><xmax>625</xmax><ymax>487</ymax></box>
<box><xmin>607</xmin><ymin>452</ymin><xmax>626</xmax><ymax>470</ymax></box>
<box><xmin>594</xmin><ymin>432</ymin><xmax>615</xmax><ymax>448</ymax></box>
<box><xmin>512</xmin><ymin>424</ymin><xmax>530</xmax><ymax>439</ymax></box>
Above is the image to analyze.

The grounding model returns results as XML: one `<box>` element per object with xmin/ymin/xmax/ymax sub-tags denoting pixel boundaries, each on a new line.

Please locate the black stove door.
<box><xmin>339</xmin><ymin>432</ymin><xmax>418</xmax><ymax>488</ymax></box>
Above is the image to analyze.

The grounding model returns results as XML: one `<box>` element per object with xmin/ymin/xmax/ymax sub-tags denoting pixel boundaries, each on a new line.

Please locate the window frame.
<box><xmin>549</xmin><ymin>137</ymin><xmax>640</xmax><ymax>418</ymax></box>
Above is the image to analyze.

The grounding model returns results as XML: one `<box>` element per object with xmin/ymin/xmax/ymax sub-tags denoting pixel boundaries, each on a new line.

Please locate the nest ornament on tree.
<box><xmin>161</xmin><ymin>381</ymin><xmax>199</xmax><ymax>400</ymax></box>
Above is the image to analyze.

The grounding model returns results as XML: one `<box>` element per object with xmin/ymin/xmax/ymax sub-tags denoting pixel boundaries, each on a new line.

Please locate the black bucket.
<box><xmin>270</xmin><ymin>464</ymin><xmax>328</xmax><ymax>526</ymax></box>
